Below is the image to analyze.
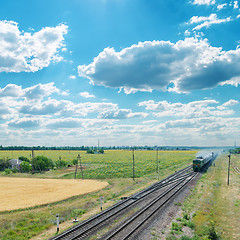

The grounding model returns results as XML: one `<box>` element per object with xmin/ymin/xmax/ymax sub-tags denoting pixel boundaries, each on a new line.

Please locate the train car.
<box><xmin>193</xmin><ymin>154</ymin><xmax>213</xmax><ymax>172</ymax></box>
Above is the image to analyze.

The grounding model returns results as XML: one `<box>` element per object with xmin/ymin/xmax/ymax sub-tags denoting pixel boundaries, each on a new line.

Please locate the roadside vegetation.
<box><xmin>165</xmin><ymin>153</ymin><xmax>240</xmax><ymax>240</ymax></box>
<box><xmin>0</xmin><ymin>150</ymin><xmax>196</xmax><ymax>240</ymax></box>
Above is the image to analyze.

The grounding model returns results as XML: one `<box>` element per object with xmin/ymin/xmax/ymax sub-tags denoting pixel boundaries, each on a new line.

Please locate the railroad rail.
<box><xmin>233</xmin><ymin>165</ymin><xmax>240</xmax><ymax>174</ymax></box>
<box><xmin>49</xmin><ymin>165</ymin><xmax>194</xmax><ymax>240</ymax></box>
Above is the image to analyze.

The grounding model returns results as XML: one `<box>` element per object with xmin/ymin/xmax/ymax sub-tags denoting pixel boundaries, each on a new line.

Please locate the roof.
<box><xmin>9</xmin><ymin>159</ymin><xmax>23</xmax><ymax>165</ymax></box>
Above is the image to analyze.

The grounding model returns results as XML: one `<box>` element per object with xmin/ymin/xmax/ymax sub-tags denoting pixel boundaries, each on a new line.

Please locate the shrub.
<box><xmin>208</xmin><ymin>224</ymin><xmax>219</xmax><ymax>240</ymax></box>
<box><xmin>172</xmin><ymin>222</ymin><xmax>182</xmax><ymax>231</ymax></box>
<box><xmin>98</xmin><ymin>149</ymin><xmax>104</xmax><ymax>154</ymax></box>
<box><xmin>19</xmin><ymin>156</ymin><xmax>30</xmax><ymax>163</ymax></box>
<box><xmin>0</xmin><ymin>158</ymin><xmax>10</xmax><ymax>171</ymax></box>
<box><xmin>86</xmin><ymin>149</ymin><xmax>94</xmax><ymax>154</ymax></box>
<box><xmin>20</xmin><ymin>161</ymin><xmax>32</xmax><ymax>173</ymax></box>
<box><xmin>55</xmin><ymin>160</ymin><xmax>68</xmax><ymax>169</ymax></box>
<box><xmin>4</xmin><ymin>169</ymin><xmax>11</xmax><ymax>174</ymax></box>
<box><xmin>183</xmin><ymin>213</ymin><xmax>190</xmax><ymax>220</ymax></box>
<box><xmin>11</xmin><ymin>167</ymin><xmax>19</xmax><ymax>173</ymax></box>
<box><xmin>72</xmin><ymin>159</ymin><xmax>78</xmax><ymax>165</ymax></box>
<box><xmin>31</xmin><ymin>156</ymin><xmax>54</xmax><ymax>171</ymax></box>
<box><xmin>187</xmin><ymin>221</ymin><xmax>195</xmax><ymax>229</ymax></box>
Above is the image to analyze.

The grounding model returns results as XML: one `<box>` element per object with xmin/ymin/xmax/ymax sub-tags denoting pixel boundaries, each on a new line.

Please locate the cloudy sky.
<box><xmin>1</xmin><ymin>0</ymin><xmax>240</xmax><ymax>147</ymax></box>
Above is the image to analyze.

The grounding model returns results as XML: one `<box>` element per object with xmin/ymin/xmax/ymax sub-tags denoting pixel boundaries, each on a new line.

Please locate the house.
<box><xmin>8</xmin><ymin>159</ymin><xmax>23</xmax><ymax>170</ymax></box>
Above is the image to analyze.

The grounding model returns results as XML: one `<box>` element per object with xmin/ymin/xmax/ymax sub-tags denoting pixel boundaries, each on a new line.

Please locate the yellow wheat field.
<box><xmin>0</xmin><ymin>177</ymin><xmax>108</xmax><ymax>211</ymax></box>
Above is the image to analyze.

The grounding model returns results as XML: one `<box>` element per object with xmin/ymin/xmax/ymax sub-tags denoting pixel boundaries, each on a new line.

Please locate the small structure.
<box><xmin>8</xmin><ymin>159</ymin><xmax>23</xmax><ymax>170</ymax></box>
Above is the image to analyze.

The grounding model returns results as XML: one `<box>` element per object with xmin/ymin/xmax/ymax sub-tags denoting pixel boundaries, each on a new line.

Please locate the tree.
<box><xmin>31</xmin><ymin>156</ymin><xmax>54</xmax><ymax>171</ymax></box>
<box><xmin>86</xmin><ymin>149</ymin><xmax>94</xmax><ymax>154</ymax></box>
<box><xmin>0</xmin><ymin>158</ymin><xmax>9</xmax><ymax>171</ymax></box>
<box><xmin>98</xmin><ymin>149</ymin><xmax>104</xmax><ymax>154</ymax></box>
<box><xmin>19</xmin><ymin>156</ymin><xmax>30</xmax><ymax>163</ymax></box>
<box><xmin>20</xmin><ymin>161</ymin><xmax>32</xmax><ymax>172</ymax></box>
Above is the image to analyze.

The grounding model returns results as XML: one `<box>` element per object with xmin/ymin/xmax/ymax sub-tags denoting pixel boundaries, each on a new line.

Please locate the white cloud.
<box><xmin>69</xmin><ymin>75</ymin><xmax>76</xmax><ymax>79</ymax></box>
<box><xmin>0</xmin><ymin>20</ymin><xmax>68</xmax><ymax>73</ymax></box>
<box><xmin>217</xmin><ymin>3</ymin><xmax>227</xmax><ymax>10</ymax></box>
<box><xmin>23</xmin><ymin>82</ymin><xmax>62</xmax><ymax>100</ymax></box>
<box><xmin>234</xmin><ymin>1</ymin><xmax>239</xmax><ymax>8</ymax></box>
<box><xmin>78</xmin><ymin>38</ymin><xmax>240</xmax><ymax>93</ymax></box>
<box><xmin>98</xmin><ymin>109</ymin><xmax>148</xmax><ymax>119</ymax></box>
<box><xmin>217</xmin><ymin>99</ymin><xmax>239</xmax><ymax>110</ymax></box>
<box><xmin>189</xmin><ymin>14</ymin><xmax>231</xmax><ymax>30</ymax></box>
<box><xmin>80</xmin><ymin>91</ymin><xmax>95</xmax><ymax>98</ymax></box>
<box><xmin>192</xmin><ymin>0</ymin><xmax>215</xmax><ymax>5</ymax></box>
<box><xmin>139</xmin><ymin>99</ymin><xmax>236</xmax><ymax>118</ymax></box>
<box><xmin>0</xmin><ymin>84</ymin><xmax>23</xmax><ymax>97</ymax></box>
<box><xmin>8</xmin><ymin>117</ymin><xmax>41</xmax><ymax>129</ymax></box>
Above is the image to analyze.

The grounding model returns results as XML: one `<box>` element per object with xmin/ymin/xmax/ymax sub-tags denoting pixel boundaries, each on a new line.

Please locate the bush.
<box><xmin>4</xmin><ymin>169</ymin><xmax>11</xmax><ymax>174</ymax></box>
<box><xmin>98</xmin><ymin>149</ymin><xmax>104</xmax><ymax>154</ymax></box>
<box><xmin>183</xmin><ymin>213</ymin><xmax>190</xmax><ymax>220</ymax></box>
<box><xmin>72</xmin><ymin>159</ymin><xmax>78</xmax><ymax>165</ymax></box>
<box><xmin>172</xmin><ymin>222</ymin><xmax>182</xmax><ymax>231</ymax></box>
<box><xmin>86</xmin><ymin>149</ymin><xmax>94</xmax><ymax>154</ymax></box>
<box><xmin>55</xmin><ymin>160</ymin><xmax>68</xmax><ymax>169</ymax></box>
<box><xmin>0</xmin><ymin>158</ymin><xmax>10</xmax><ymax>171</ymax></box>
<box><xmin>187</xmin><ymin>221</ymin><xmax>195</xmax><ymax>229</ymax></box>
<box><xmin>11</xmin><ymin>167</ymin><xmax>19</xmax><ymax>173</ymax></box>
<box><xmin>208</xmin><ymin>224</ymin><xmax>219</xmax><ymax>240</ymax></box>
<box><xmin>20</xmin><ymin>161</ymin><xmax>32</xmax><ymax>173</ymax></box>
<box><xmin>31</xmin><ymin>156</ymin><xmax>54</xmax><ymax>171</ymax></box>
<box><xmin>19</xmin><ymin>156</ymin><xmax>30</xmax><ymax>163</ymax></box>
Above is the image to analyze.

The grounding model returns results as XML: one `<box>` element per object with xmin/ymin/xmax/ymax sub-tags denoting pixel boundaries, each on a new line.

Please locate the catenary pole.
<box><xmin>132</xmin><ymin>149</ymin><xmax>135</xmax><ymax>181</ymax></box>
<box><xmin>78</xmin><ymin>154</ymin><xmax>84</xmax><ymax>179</ymax></box>
<box><xmin>227</xmin><ymin>154</ymin><xmax>231</xmax><ymax>185</ymax></box>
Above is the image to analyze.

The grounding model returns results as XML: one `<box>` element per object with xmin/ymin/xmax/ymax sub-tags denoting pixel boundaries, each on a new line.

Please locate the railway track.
<box><xmin>233</xmin><ymin>165</ymin><xmax>240</xmax><ymax>174</ymax></box>
<box><xmin>49</xmin><ymin>165</ymin><xmax>194</xmax><ymax>240</ymax></box>
<box><xmin>100</xmin><ymin>172</ymin><xmax>198</xmax><ymax>240</ymax></box>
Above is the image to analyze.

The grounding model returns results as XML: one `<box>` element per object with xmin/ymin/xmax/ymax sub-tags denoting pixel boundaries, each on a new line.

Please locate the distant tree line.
<box><xmin>0</xmin><ymin>145</ymin><xmax>198</xmax><ymax>151</ymax></box>
<box><xmin>230</xmin><ymin>148</ymin><xmax>240</xmax><ymax>154</ymax></box>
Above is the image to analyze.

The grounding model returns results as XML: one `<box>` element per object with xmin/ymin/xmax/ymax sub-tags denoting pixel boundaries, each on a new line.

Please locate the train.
<box><xmin>193</xmin><ymin>152</ymin><xmax>216</xmax><ymax>172</ymax></box>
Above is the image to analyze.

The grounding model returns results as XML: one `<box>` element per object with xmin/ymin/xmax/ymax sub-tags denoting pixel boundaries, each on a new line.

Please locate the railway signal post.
<box><xmin>56</xmin><ymin>214</ymin><xmax>59</xmax><ymax>233</ymax></box>
<box><xmin>100</xmin><ymin>196</ymin><xmax>103</xmax><ymax>211</ymax></box>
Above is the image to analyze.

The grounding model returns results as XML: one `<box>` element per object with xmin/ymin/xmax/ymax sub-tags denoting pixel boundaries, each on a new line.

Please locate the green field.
<box><xmin>0</xmin><ymin>150</ymin><xmax>197</xmax><ymax>179</ymax></box>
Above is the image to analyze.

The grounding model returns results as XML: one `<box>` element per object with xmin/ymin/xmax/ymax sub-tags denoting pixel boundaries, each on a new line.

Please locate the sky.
<box><xmin>0</xmin><ymin>0</ymin><xmax>240</xmax><ymax>147</ymax></box>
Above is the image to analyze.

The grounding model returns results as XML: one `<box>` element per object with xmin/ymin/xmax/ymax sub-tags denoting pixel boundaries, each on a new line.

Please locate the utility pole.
<box><xmin>78</xmin><ymin>154</ymin><xmax>84</xmax><ymax>179</ymax></box>
<box><xmin>227</xmin><ymin>154</ymin><xmax>231</xmax><ymax>185</ymax></box>
<box><xmin>132</xmin><ymin>149</ymin><xmax>135</xmax><ymax>181</ymax></box>
<box><xmin>156</xmin><ymin>148</ymin><xmax>158</xmax><ymax>173</ymax></box>
<box><xmin>74</xmin><ymin>155</ymin><xmax>78</xmax><ymax>179</ymax></box>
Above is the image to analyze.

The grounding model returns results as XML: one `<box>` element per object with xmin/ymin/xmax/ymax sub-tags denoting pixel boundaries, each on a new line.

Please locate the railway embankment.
<box><xmin>162</xmin><ymin>153</ymin><xmax>240</xmax><ymax>240</ymax></box>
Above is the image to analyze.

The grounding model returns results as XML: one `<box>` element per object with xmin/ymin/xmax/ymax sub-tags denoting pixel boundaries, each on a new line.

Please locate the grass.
<box><xmin>0</xmin><ymin>150</ymin><xmax>197</xmax><ymax>239</ymax></box>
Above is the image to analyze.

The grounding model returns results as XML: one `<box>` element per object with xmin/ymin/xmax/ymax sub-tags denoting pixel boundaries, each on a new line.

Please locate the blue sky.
<box><xmin>0</xmin><ymin>0</ymin><xmax>240</xmax><ymax>147</ymax></box>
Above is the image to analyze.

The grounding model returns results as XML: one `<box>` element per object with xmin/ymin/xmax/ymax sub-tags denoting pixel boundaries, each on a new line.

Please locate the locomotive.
<box><xmin>193</xmin><ymin>153</ymin><xmax>215</xmax><ymax>172</ymax></box>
